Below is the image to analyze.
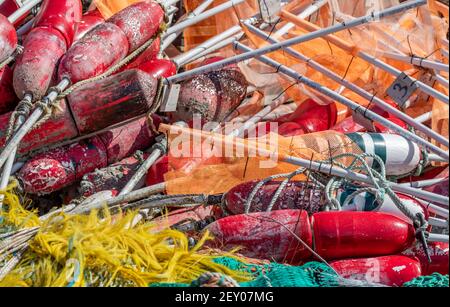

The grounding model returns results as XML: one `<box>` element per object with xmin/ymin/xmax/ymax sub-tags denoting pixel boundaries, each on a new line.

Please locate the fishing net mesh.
<box><xmin>403</xmin><ymin>273</ymin><xmax>449</xmax><ymax>287</ymax></box>
<box><xmin>152</xmin><ymin>256</ymin><xmax>450</xmax><ymax>287</ymax></box>
<box><xmin>152</xmin><ymin>257</ymin><xmax>340</xmax><ymax>287</ymax></box>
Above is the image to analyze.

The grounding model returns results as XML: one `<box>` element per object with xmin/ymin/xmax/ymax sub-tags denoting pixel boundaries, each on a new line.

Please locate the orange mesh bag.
<box><xmin>159</xmin><ymin>124</ymin><xmax>363</xmax><ymax>195</ymax></box>
<box><xmin>93</xmin><ymin>0</ymin><xmax>142</xmax><ymax>18</ymax></box>
<box><xmin>183</xmin><ymin>0</ymin><xmax>259</xmax><ymax>56</ymax></box>
<box><xmin>298</xmin><ymin>3</ymin><xmax>447</xmax><ymax>118</ymax></box>
<box><xmin>241</xmin><ymin>16</ymin><xmax>374</xmax><ymax>121</ymax></box>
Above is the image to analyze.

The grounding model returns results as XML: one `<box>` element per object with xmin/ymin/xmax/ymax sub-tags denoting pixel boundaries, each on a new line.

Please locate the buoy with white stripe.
<box><xmin>338</xmin><ymin>190</ymin><xmax>428</xmax><ymax>224</ymax></box>
<box><xmin>345</xmin><ymin>133</ymin><xmax>422</xmax><ymax>177</ymax></box>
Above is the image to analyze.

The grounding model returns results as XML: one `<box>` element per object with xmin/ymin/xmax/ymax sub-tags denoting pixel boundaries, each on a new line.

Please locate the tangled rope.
<box><xmin>5</xmin><ymin>96</ymin><xmax>33</xmax><ymax>141</ymax></box>
<box><xmin>239</xmin><ymin>151</ymin><xmax>429</xmax><ymax>233</ymax></box>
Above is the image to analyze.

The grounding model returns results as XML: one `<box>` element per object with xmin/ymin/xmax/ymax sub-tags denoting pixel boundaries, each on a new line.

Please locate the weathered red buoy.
<box><xmin>18</xmin><ymin>116</ymin><xmax>161</xmax><ymax>195</ymax></box>
<box><xmin>58</xmin><ymin>0</ymin><xmax>164</xmax><ymax>83</ymax></box>
<box><xmin>0</xmin><ymin>100</ymin><xmax>78</xmax><ymax>155</ymax></box>
<box><xmin>277</xmin><ymin>98</ymin><xmax>338</xmax><ymax>136</ymax></box>
<box><xmin>222</xmin><ymin>180</ymin><xmax>324</xmax><ymax>216</ymax></box>
<box><xmin>67</xmin><ymin>68</ymin><xmax>158</xmax><ymax>134</ymax></box>
<box><xmin>13</xmin><ymin>27</ymin><xmax>68</xmax><ymax>99</ymax></box>
<box><xmin>13</xmin><ymin>0</ymin><xmax>82</xmax><ymax>100</ymax></box>
<box><xmin>0</xmin><ymin>13</ymin><xmax>17</xmax><ymax>63</ymax></box>
<box><xmin>73</xmin><ymin>9</ymin><xmax>105</xmax><ymax>42</ymax></box>
<box><xmin>330</xmin><ymin>255</ymin><xmax>422</xmax><ymax>287</ymax></box>
<box><xmin>80</xmin><ymin>153</ymin><xmax>150</xmax><ymax>197</ymax></box>
<box><xmin>58</xmin><ymin>22</ymin><xmax>129</xmax><ymax>83</ymax></box>
<box><xmin>107</xmin><ymin>1</ymin><xmax>164</xmax><ymax>52</ymax></box>
<box><xmin>206</xmin><ymin>210</ymin><xmax>313</xmax><ymax>263</ymax></box>
<box><xmin>403</xmin><ymin>242</ymin><xmax>449</xmax><ymax>275</ymax></box>
<box><xmin>173</xmin><ymin>68</ymin><xmax>248</xmax><ymax>122</ymax></box>
<box><xmin>18</xmin><ymin>136</ymin><xmax>108</xmax><ymax>194</ymax></box>
<box><xmin>311</xmin><ymin>211</ymin><xmax>416</xmax><ymax>260</ymax></box>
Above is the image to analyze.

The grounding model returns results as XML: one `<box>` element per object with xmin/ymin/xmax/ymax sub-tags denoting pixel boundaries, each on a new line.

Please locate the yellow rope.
<box><xmin>0</xmin><ymin>187</ymin><xmax>251</xmax><ymax>287</ymax></box>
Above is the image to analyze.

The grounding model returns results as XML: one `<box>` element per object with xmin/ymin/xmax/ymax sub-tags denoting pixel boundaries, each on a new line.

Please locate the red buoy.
<box><xmin>18</xmin><ymin>116</ymin><xmax>161</xmax><ymax>195</ymax></box>
<box><xmin>206</xmin><ymin>210</ymin><xmax>313</xmax><ymax>263</ymax></box>
<box><xmin>0</xmin><ymin>100</ymin><xmax>78</xmax><ymax>155</ymax></box>
<box><xmin>0</xmin><ymin>13</ymin><xmax>17</xmax><ymax>63</ymax></box>
<box><xmin>222</xmin><ymin>180</ymin><xmax>324</xmax><ymax>216</ymax></box>
<box><xmin>13</xmin><ymin>0</ymin><xmax>82</xmax><ymax>100</ymax></box>
<box><xmin>403</xmin><ymin>242</ymin><xmax>449</xmax><ymax>275</ymax></box>
<box><xmin>312</xmin><ymin>211</ymin><xmax>416</xmax><ymax>260</ymax></box>
<box><xmin>330</xmin><ymin>255</ymin><xmax>422</xmax><ymax>287</ymax></box>
<box><xmin>0</xmin><ymin>66</ymin><xmax>17</xmax><ymax>114</ymax></box>
<box><xmin>58</xmin><ymin>0</ymin><xmax>164</xmax><ymax>83</ymax></box>
<box><xmin>277</xmin><ymin>98</ymin><xmax>338</xmax><ymax>136</ymax></box>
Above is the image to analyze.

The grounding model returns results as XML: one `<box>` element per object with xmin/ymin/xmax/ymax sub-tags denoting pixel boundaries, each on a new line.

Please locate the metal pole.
<box><xmin>160</xmin><ymin>123</ymin><xmax>449</xmax><ymax>206</ymax></box>
<box><xmin>160</xmin><ymin>0</ymin><xmax>215</xmax><ymax>51</ymax></box>
<box><xmin>7</xmin><ymin>0</ymin><xmax>42</xmax><ymax>24</ymax></box>
<box><xmin>163</xmin><ymin>0</ymin><xmax>245</xmax><ymax>37</ymax></box>
<box><xmin>243</xmin><ymin>21</ymin><xmax>450</xmax><ymax>152</ymax></box>
<box><xmin>399</xmin><ymin>177</ymin><xmax>448</xmax><ymax>188</ymax></box>
<box><xmin>274</xmin><ymin>0</ymin><xmax>328</xmax><ymax>37</ymax></box>
<box><xmin>165</xmin><ymin>0</ymin><xmax>427</xmax><ymax>84</ymax></box>
<box><xmin>235</xmin><ymin>41</ymin><xmax>449</xmax><ymax>160</ymax></box>
<box><xmin>172</xmin><ymin>25</ymin><xmax>244</xmax><ymax>67</ymax></box>
<box><xmin>428</xmin><ymin>233</ymin><xmax>449</xmax><ymax>243</ymax></box>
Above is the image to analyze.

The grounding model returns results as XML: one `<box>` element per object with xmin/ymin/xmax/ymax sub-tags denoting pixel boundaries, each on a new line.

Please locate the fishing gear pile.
<box><xmin>0</xmin><ymin>0</ymin><xmax>449</xmax><ymax>287</ymax></box>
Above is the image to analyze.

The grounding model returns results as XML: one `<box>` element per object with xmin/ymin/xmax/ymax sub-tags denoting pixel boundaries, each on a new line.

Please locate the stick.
<box><xmin>428</xmin><ymin>233</ymin><xmax>449</xmax><ymax>243</ymax></box>
<box><xmin>162</xmin><ymin>0</ymin><xmax>245</xmax><ymax>37</ymax></box>
<box><xmin>428</xmin><ymin>217</ymin><xmax>448</xmax><ymax>229</ymax></box>
<box><xmin>70</xmin><ymin>183</ymin><xmax>166</xmax><ymax>215</ymax></box>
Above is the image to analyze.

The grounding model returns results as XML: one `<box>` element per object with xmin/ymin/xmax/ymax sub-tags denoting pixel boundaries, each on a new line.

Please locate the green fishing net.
<box><xmin>150</xmin><ymin>257</ymin><xmax>341</xmax><ymax>287</ymax></box>
<box><xmin>150</xmin><ymin>257</ymin><xmax>450</xmax><ymax>288</ymax></box>
<box><xmin>403</xmin><ymin>273</ymin><xmax>449</xmax><ymax>287</ymax></box>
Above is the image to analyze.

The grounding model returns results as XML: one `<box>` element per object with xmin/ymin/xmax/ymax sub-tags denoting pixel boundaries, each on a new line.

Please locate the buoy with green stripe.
<box><xmin>338</xmin><ymin>189</ymin><xmax>427</xmax><ymax>224</ymax></box>
<box><xmin>346</xmin><ymin>133</ymin><xmax>422</xmax><ymax>177</ymax></box>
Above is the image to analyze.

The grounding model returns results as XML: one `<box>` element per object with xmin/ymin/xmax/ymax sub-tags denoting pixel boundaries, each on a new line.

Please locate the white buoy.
<box><xmin>339</xmin><ymin>190</ymin><xmax>426</xmax><ymax>224</ymax></box>
<box><xmin>346</xmin><ymin>133</ymin><xmax>421</xmax><ymax>177</ymax></box>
